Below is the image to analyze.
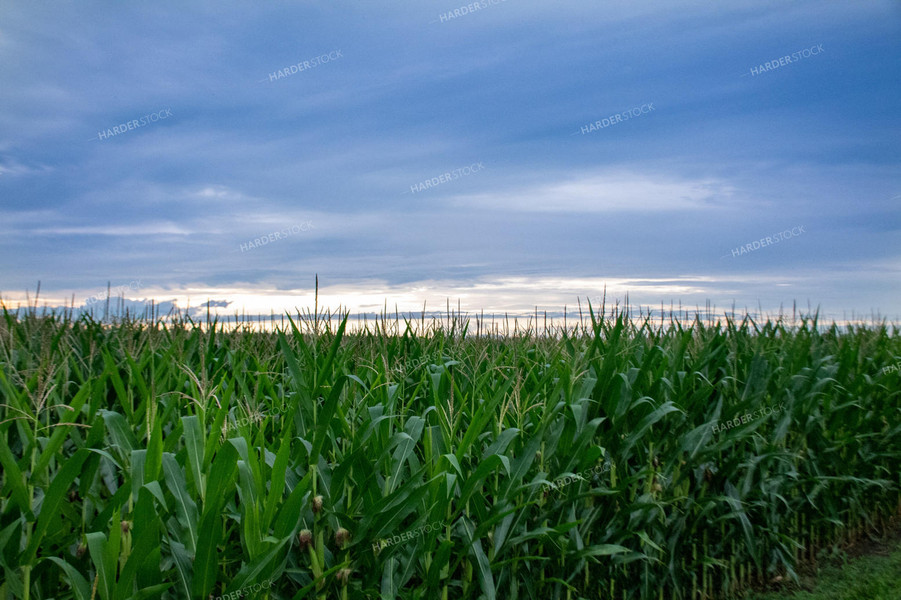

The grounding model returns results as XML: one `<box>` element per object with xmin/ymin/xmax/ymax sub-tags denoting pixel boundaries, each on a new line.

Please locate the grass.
<box><xmin>748</xmin><ymin>533</ymin><xmax>901</xmax><ymax>600</ymax></box>
<box><xmin>0</xmin><ymin>298</ymin><xmax>898</xmax><ymax>599</ymax></box>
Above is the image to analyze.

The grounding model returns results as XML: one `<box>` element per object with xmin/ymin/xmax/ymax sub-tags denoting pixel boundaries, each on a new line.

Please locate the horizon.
<box><xmin>2</xmin><ymin>281</ymin><xmax>892</xmax><ymax>333</ymax></box>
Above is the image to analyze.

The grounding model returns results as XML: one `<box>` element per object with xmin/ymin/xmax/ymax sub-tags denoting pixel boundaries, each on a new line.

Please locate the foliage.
<box><xmin>0</xmin><ymin>302</ymin><xmax>898</xmax><ymax>599</ymax></box>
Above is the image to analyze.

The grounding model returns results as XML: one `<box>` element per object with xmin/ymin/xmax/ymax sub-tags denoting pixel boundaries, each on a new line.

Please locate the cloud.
<box><xmin>0</xmin><ymin>156</ymin><xmax>52</xmax><ymax>177</ymax></box>
<box><xmin>0</xmin><ymin>1</ymin><xmax>897</xmax><ymax>322</ymax></box>
<box><xmin>451</xmin><ymin>171</ymin><xmax>735</xmax><ymax>213</ymax></box>
<box><xmin>29</xmin><ymin>223</ymin><xmax>194</xmax><ymax>236</ymax></box>
<box><xmin>200</xmin><ymin>299</ymin><xmax>231</xmax><ymax>308</ymax></box>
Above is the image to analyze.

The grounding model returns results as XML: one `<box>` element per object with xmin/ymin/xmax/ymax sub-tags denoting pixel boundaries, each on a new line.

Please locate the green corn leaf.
<box><xmin>145</xmin><ymin>415</ymin><xmax>163</xmax><ymax>482</ymax></box>
<box><xmin>182</xmin><ymin>415</ymin><xmax>206</xmax><ymax>502</ymax></box>
<box><xmin>117</xmin><ymin>486</ymin><xmax>162</xmax><ymax>597</ymax></box>
<box><xmin>161</xmin><ymin>453</ymin><xmax>199</xmax><ymax>555</ymax></box>
<box><xmin>262</xmin><ymin>426</ymin><xmax>292</xmax><ymax>530</ymax></box>
<box><xmin>86</xmin><ymin>526</ymin><xmax>116</xmax><ymax>600</ymax></box>
<box><xmin>102</xmin><ymin>350</ymin><xmax>133</xmax><ymax>420</ymax></box>
<box><xmin>22</xmin><ymin>447</ymin><xmax>90</xmax><ymax>565</ymax></box>
<box><xmin>310</xmin><ymin>374</ymin><xmax>347</xmax><ymax>463</ymax></box>
<box><xmin>168</xmin><ymin>539</ymin><xmax>194</xmax><ymax>599</ymax></box>
<box><xmin>45</xmin><ymin>557</ymin><xmax>92</xmax><ymax>600</ymax></box>
<box><xmin>192</xmin><ymin>442</ymin><xmax>239</xmax><ymax>599</ymax></box>
<box><xmin>220</xmin><ymin>534</ymin><xmax>292</xmax><ymax>595</ymax></box>
<box><xmin>460</xmin><ymin>516</ymin><xmax>496</xmax><ymax>600</ymax></box>
<box><xmin>0</xmin><ymin>436</ymin><xmax>31</xmax><ymax>516</ymax></box>
<box><xmin>32</xmin><ymin>380</ymin><xmax>92</xmax><ymax>477</ymax></box>
<box><xmin>98</xmin><ymin>409</ymin><xmax>138</xmax><ymax>464</ymax></box>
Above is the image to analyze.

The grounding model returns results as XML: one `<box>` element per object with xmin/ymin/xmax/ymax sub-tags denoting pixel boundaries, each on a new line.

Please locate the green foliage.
<box><xmin>749</xmin><ymin>537</ymin><xmax>901</xmax><ymax>600</ymax></box>
<box><xmin>0</xmin><ymin>304</ymin><xmax>898</xmax><ymax>599</ymax></box>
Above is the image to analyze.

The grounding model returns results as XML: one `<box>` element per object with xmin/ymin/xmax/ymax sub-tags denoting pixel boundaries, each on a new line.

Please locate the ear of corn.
<box><xmin>0</xmin><ymin>303</ymin><xmax>898</xmax><ymax>599</ymax></box>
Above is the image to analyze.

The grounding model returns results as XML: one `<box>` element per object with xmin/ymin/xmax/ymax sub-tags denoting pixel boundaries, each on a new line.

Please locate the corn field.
<box><xmin>0</xmin><ymin>302</ymin><xmax>898</xmax><ymax>599</ymax></box>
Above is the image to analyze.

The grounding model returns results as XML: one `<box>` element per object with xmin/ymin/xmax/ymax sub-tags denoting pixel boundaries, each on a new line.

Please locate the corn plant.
<box><xmin>0</xmin><ymin>300</ymin><xmax>898</xmax><ymax>599</ymax></box>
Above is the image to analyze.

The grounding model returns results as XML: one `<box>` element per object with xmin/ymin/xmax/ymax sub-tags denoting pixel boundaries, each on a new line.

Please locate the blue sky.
<box><xmin>1</xmin><ymin>0</ymin><xmax>899</xmax><ymax>321</ymax></box>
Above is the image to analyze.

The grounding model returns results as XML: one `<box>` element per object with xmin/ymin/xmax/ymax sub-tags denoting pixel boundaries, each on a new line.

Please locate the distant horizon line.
<box><xmin>2</xmin><ymin>298</ymin><xmax>895</xmax><ymax>330</ymax></box>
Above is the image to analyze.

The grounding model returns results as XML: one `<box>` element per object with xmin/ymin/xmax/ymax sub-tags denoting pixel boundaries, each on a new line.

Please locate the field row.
<box><xmin>0</xmin><ymin>308</ymin><xmax>898</xmax><ymax>599</ymax></box>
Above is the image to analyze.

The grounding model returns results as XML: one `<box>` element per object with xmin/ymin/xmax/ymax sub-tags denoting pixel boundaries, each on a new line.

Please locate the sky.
<box><xmin>1</xmin><ymin>0</ymin><xmax>899</xmax><ymax>323</ymax></box>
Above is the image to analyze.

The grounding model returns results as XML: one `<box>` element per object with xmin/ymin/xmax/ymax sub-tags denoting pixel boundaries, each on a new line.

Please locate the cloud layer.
<box><xmin>0</xmin><ymin>1</ymin><xmax>898</xmax><ymax>321</ymax></box>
